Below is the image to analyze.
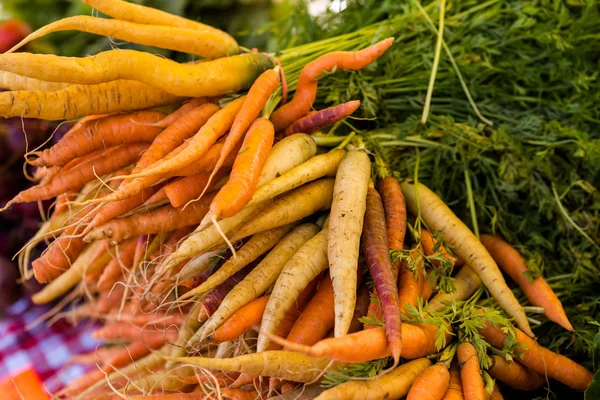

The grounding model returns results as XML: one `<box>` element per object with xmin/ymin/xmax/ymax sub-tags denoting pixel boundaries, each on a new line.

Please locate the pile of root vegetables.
<box><xmin>0</xmin><ymin>0</ymin><xmax>595</xmax><ymax>399</ymax></box>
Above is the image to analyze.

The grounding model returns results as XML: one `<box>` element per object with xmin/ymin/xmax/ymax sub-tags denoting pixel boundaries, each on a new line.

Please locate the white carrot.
<box><xmin>328</xmin><ymin>150</ymin><xmax>371</xmax><ymax>336</ymax></box>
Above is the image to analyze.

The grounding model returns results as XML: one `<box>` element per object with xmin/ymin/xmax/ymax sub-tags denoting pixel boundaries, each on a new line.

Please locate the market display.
<box><xmin>0</xmin><ymin>0</ymin><xmax>598</xmax><ymax>399</ymax></box>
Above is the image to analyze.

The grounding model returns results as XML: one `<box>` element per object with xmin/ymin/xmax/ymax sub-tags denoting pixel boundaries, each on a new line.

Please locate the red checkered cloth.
<box><xmin>0</xmin><ymin>297</ymin><xmax>100</xmax><ymax>393</ymax></box>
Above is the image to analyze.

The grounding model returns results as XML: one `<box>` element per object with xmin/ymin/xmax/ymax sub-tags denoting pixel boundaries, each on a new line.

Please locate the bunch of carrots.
<box><xmin>0</xmin><ymin>0</ymin><xmax>594</xmax><ymax>399</ymax></box>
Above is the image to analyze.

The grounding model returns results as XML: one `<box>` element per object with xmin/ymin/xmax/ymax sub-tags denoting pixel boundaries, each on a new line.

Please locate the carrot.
<box><xmin>204</xmin><ymin>68</ymin><xmax>280</xmax><ymax>196</ymax></box>
<box><xmin>91</xmin><ymin>322</ymin><xmax>178</xmax><ymax>341</ymax></box>
<box><xmin>407</xmin><ymin>364</ymin><xmax>451</xmax><ymax>400</ymax></box>
<box><xmin>429</xmin><ymin>266</ymin><xmax>481</xmax><ymax>312</ymax></box>
<box><xmin>480</xmin><ymin>234</ymin><xmax>572</xmax><ymax>331</ymax></box>
<box><xmin>84</xmin><ymin>193</ymin><xmax>214</xmax><ymax>243</ymax></box>
<box><xmin>221</xmin><ymin>388</ymin><xmax>259</xmax><ymax>400</ymax></box>
<box><xmin>196</xmin><ymin>261</ymin><xmax>258</xmax><ymax>324</ymax></box>
<box><xmin>362</xmin><ymin>187</ymin><xmax>402</xmax><ymax>364</ymax></box>
<box><xmin>0</xmin><ymin>51</ymin><xmax>273</xmax><ymax>98</ymax></box>
<box><xmin>3</xmin><ymin>143</ymin><xmax>148</xmax><ymax>208</ymax></box>
<box><xmin>97</xmin><ymin>238</ymin><xmax>138</xmax><ymax>291</ymax></box>
<box><xmin>270</xmin><ymin>323</ymin><xmax>446</xmax><ymax>363</ymax></box>
<box><xmin>421</xmin><ymin>229</ymin><xmax>457</xmax><ymax>268</ymax></box>
<box><xmin>479</xmin><ymin>323</ymin><xmax>592</xmax><ymax>391</ymax></box>
<box><xmin>284</xmin><ymin>272</ymin><xmax>335</xmax><ymax>348</ymax></box>
<box><xmin>6</xmin><ymin>16</ymin><xmax>239</xmax><ymax>59</ymax></box>
<box><xmin>176</xmin><ymin>136</ymin><xmax>243</xmax><ymax>177</ymax></box>
<box><xmin>210</xmin><ymin>295</ymin><xmax>270</xmax><ymax>344</ymax></box>
<box><xmin>283</xmin><ymin>100</ymin><xmax>361</xmax><ymax>136</ymax></box>
<box><xmin>442</xmin><ymin>361</ymin><xmax>464</xmax><ymax>400</ymax></box>
<box><xmin>81</xmin><ymin>0</ymin><xmax>231</xmax><ymax>37</ymax></box>
<box><xmin>230</xmin><ymin>178</ymin><xmax>335</xmax><ymax>243</ymax></box>
<box><xmin>31</xmin><ymin>110</ymin><xmax>165</xmax><ymax>167</ymax></box>
<box><xmin>0</xmin><ymin>80</ymin><xmax>181</xmax><ymax>120</ymax></box>
<box><xmin>488</xmin><ymin>355</ymin><xmax>543</xmax><ymax>391</ymax></box>
<box><xmin>133</xmin><ymin>103</ymin><xmax>221</xmax><ymax>174</ymax></box>
<box><xmin>316</xmin><ymin>358</ymin><xmax>430</xmax><ymax>400</ymax></box>
<box><xmin>0</xmin><ymin>70</ymin><xmax>71</xmax><ymax>91</ymax></box>
<box><xmin>201</xmin><ymin>223</ymin><xmax>319</xmax><ymax>339</ymax></box>
<box><xmin>210</xmin><ymin>118</ymin><xmax>275</xmax><ymax>219</ymax></box>
<box><xmin>401</xmin><ymin>181</ymin><xmax>533</xmax><ymax>337</ymax></box>
<box><xmin>270</xmin><ymin>39</ymin><xmax>394</xmax><ymax>132</ymax></box>
<box><xmin>348</xmin><ymin>283</ymin><xmax>370</xmax><ymax>334</ymax></box>
<box><xmin>257</xmin><ymin>222</ymin><xmax>330</xmax><ymax>352</ymax></box>
<box><xmin>490</xmin><ymin>384</ymin><xmax>503</xmax><ymax>400</ymax></box>
<box><xmin>128</xmin><ymin>394</ymin><xmax>206</xmax><ymax>400</ymax></box>
<box><xmin>457</xmin><ymin>342</ymin><xmax>486</xmax><ymax>400</ymax></box>
<box><xmin>165</xmin><ymin>351</ymin><xmax>345</xmax><ymax>383</ymax></box>
<box><xmin>329</xmin><ymin>150</ymin><xmax>371</xmax><ymax>336</ymax></box>
<box><xmin>165</xmin><ymin>169</ymin><xmax>227</xmax><ymax>208</ymax></box>
<box><xmin>154</xmin><ymin>98</ymin><xmax>211</xmax><ymax>128</ymax></box>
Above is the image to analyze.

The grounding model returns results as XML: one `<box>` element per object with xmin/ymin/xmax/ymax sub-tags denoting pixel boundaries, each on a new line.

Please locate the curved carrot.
<box><xmin>210</xmin><ymin>118</ymin><xmax>275</xmax><ymax>219</ymax></box>
<box><xmin>442</xmin><ymin>361</ymin><xmax>464</xmax><ymax>400</ymax></box>
<box><xmin>4</xmin><ymin>143</ymin><xmax>148</xmax><ymax>208</ymax></box>
<box><xmin>271</xmin><ymin>38</ymin><xmax>394</xmax><ymax>132</ymax></box>
<box><xmin>283</xmin><ymin>100</ymin><xmax>361</xmax><ymax>136</ymax></box>
<box><xmin>31</xmin><ymin>110</ymin><xmax>165</xmax><ymax>167</ymax></box>
<box><xmin>165</xmin><ymin>169</ymin><xmax>227</xmax><ymax>208</ymax></box>
<box><xmin>488</xmin><ymin>355</ymin><xmax>544</xmax><ymax>391</ymax></box>
<box><xmin>0</xmin><ymin>80</ymin><xmax>181</xmax><ymax>120</ymax></box>
<box><xmin>480</xmin><ymin>323</ymin><xmax>592</xmax><ymax>391</ymax></box>
<box><xmin>407</xmin><ymin>363</ymin><xmax>451</xmax><ymax>400</ymax></box>
<box><xmin>457</xmin><ymin>342</ymin><xmax>486</xmax><ymax>400</ymax></box>
<box><xmin>480</xmin><ymin>234</ymin><xmax>572</xmax><ymax>331</ymax></box>
<box><xmin>6</xmin><ymin>16</ymin><xmax>239</xmax><ymax>59</ymax></box>
<box><xmin>204</xmin><ymin>68</ymin><xmax>280</xmax><ymax>196</ymax></box>
<box><xmin>209</xmin><ymin>295</ymin><xmax>270</xmax><ymax>344</ymax></box>
<box><xmin>362</xmin><ymin>187</ymin><xmax>402</xmax><ymax>364</ymax></box>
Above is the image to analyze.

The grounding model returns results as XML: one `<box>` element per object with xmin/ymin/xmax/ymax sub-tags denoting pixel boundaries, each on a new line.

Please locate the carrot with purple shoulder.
<box><xmin>283</xmin><ymin>100</ymin><xmax>360</xmax><ymax>136</ymax></box>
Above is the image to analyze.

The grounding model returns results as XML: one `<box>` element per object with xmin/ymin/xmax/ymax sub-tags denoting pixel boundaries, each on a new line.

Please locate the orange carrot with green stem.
<box><xmin>271</xmin><ymin>38</ymin><xmax>394</xmax><ymax>132</ymax></box>
<box><xmin>283</xmin><ymin>100</ymin><xmax>361</xmax><ymax>136</ymax></box>
<box><xmin>30</xmin><ymin>110</ymin><xmax>165</xmax><ymax>167</ymax></box>
<box><xmin>457</xmin><ymin>342</ymin><xmax>486</xmax><ymax>400</ymax></box>
<box><xmin>480</xmin><ymin>234</ymin><xmax>573</xmax><ymax>331</ymax></box>
<box><xmin>208</xmin><ymin>117</ymin><xmax>274</xmax><ymax>220</ymax></box>
<box><xmin>443</xmin><ymin>361</ymin><xmax>464</xmax><ymax>400</ymax></box>
<box><xmin>362</xmin><ymin>187</ymin><xmax>402</xmax><ymax>364</ymax></box>
<box><xmin>202</xmin><ymin>68</ymin><xmax>280</xmax><ymax>199</ymax></box>
<box><xmin>407</xmin><ymin>344</ymin><xmax>456</xmax><ymax>400</ymax></box>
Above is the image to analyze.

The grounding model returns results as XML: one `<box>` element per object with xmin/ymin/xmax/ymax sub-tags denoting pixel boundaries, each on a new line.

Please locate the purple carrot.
<box><xmin>284</xmin><ymin>100</ymin><xmax>361</xmax><ymax>136</ymax></box>
<box><xmin>197</xmin><ymin>259</ymin><xmax>258</xmax><ymax>322</ymax></box>
<box><xmin>362</xmin><ymin>187</ymin><xmax>402</xmax><ymax>365</ymax></box>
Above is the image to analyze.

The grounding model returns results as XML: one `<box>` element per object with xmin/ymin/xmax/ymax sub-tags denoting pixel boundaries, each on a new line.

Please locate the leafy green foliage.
<box><xmin>320</xmin><ymin>357</ymin><xmax>391</xmax><ymax>388</ymax></box>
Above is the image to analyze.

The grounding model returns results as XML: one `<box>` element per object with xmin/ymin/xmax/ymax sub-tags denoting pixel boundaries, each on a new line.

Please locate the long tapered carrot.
<box><xmin>457</xmin><ymin>342</ymin><xmax>486</xmax><ymax>400</ymax></box>
<box><xmin>480</xmin><ymin>323</ymin><xmax>592</xmax><ymax>391</ymax></box>
<box><xmin>429</xmin><ymin>265</ymin><xmax>481</xmax><ymax>311</ymax></box>
<box><xmin>31</xmin><ymin>110</ymin><xmax>165</xmax><ymax>167</ymax></box>
<box><xmin>269</xmin><ymin>323</ymin><xmax>448</xmax><ymax>363</ymax></box>
<box><xmin>3</xmin><ymin>143</ymin><xmax>148</xmax><ymax>209</ymax></box>
<box><xmin>210</xmin><ymin>118</ymin><xmax>275</xmax><ymax>219</ymax></box>
<box><xmin>0</xmin><ymin>80</ymin><xmax>181</xmax><ymax>120</ymax></box>
<box><xmin>6</xmin><ymin>16</ymin><xmax>239</xmax><ymax>59</ymax></box>
<box><xmin>271</xmin><ymin>39</ymin><xmax>394</xmax><ymax>132</ymax></box>
<box><xmin>0</xmin><ymin>70</ymin><xmax>71</xmax><ymax>91</ymax></box>
<box><xmin>210</xmin><ymin>295</ymin><xmax>270</xmax><ymax>344</ymax></box>
<box><xmin>401</xmin><ymin>181</ymin><xmax>533</xmax><ymax>336</ymax></box>
<box><xmin>91</xmin><ymin>322</ymin><xmax>178</xmax><ymax>341</ymax></box>
<box><xmin>283</xmin><ymin>100</ymin><xmax>361</xmax><ymax>136</ymax></box>
<box><xmin>0</xmin><ymin>51</ymin><xmax>272</xmax><ymax>98</ymax></box>
<box><xmin>480</xmin><ymin>234</ymin><xmax>572</xmax><ymax>331</ymax></box>
<box><xmin>165</xmin><ymin>169</ymin><xmax>227</xmax><ymax>208</ymax></box>
<box><xmin>362</xmin><ymin>187</ymin><xmax>402</xmax><ymax>363</ymax></box>
<box><xmin>488</xmin><ymin>355</ymin><xmax>544</xmax><ymax>391</ymax></box>
<box><xmin>154</xmin><ymin>98</ymin><xmax>210</xmax><ymax>128</ymax></box>
<box><xmin>442</xmin><ymin>361</ymin><xmax>464</xmax><ymax>400</ymax></box>
<box><xmin>204</xmin><ymin>69</ymin><xmax>280</xmax><ymax>196</ymax></box>
<box><xmin>84</xmin><ymin>193</ymin><xmax>214</xmax><ymax>242</ymax></box>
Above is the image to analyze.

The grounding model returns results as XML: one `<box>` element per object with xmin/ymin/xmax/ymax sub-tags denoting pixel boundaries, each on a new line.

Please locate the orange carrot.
<box><xmin>165</xmin><ymin>168</ymin><xmax>227</xmax><ymax>208</ymax></box>
<box><xmin>480</xmin><ymin>323</ymin><xmax>592</xmax><ymax>391</ymax></box>
<box><xmin>480</xmin><ymin>234</ymin><xmax>572</xmax><ymax>331</ymax></box>
<box><xmin>407</xmin><ymin>363</ymin><xmax>451</xmax><ymax>400</ymax></box>
<box><xmin>91</xmin><ymin>322</ymin><xmax>178</xmax><ymax>341</ymax></box>
<box><xmin>348</xmin><ymin>283</ymin><xmax>370</xmax><ymax>334</ymax></box>
<box><xmin>204</xmin><ymin>68</ymin><xmax>279</xmax><ymax>196</ymax></box>
<box><xmin>270</xmin><ymin>323</ymin><xmax>446</xmax><ymax>363</ymax></box>
<box><xmin>283</xmin><ymin>100</ymin><xmax>361</xmax><ymax>136</ymax></box>
<box><xmin>96</xmin><ymin>281</ymin><xmax>126</xmax><ymax>313</ymax></box>
<box><xmin>488</xmin><ymin>355</ymin><xmax>544</xmax><ymax>391</ymax></box>
<box><xmin>284</xmin><ymin>272</ymin><xmax>335</xmax><ymax>348</ymax></box>
<box><xmin>97</xmin><ymin>238</ymin><xmax>138</xmax><ymax>291</ymax></box>
<box><xmin>398</xmin><ymin>248</ymin><xmax>424</xmax><ymax>315</ymax></box>
<box><xmin>221</xmin><ymin>388</ymin><xmax>259</xmax><ymax>400</ymax></box>
<box><xmin>270</xmin><ymin>38</ymin><xmax>394</xmax><ymax>132</ymax></box>
<box><xmin>442</xmin><ymin>361</ymin><xmax>464</xmax><ymax>400</ymax></box>
<box><xmin>457</xmin><ymin>342</ymin><xmax>486</xmax><ymax>400</ymax></box>
<box><xmin>31</xmin><ymin>110</ymin><xmax>165</xmax><ymax>166</ymax></box>
<box><xmin>154</xmin><ymin>98</ymin><xmax>211</xmax><ymax>128</ymax></box>
<box><xmin>4</xmin><ymin>143</ymin><xmax>148</xmax><ymax>208</ymax></box>
<box><xmin>209</xmin><ymin>295</ymin><xmax>270</xmax><ymax>344</ymax></box>
<box><xmin>54</xmin><ymin>190</ymin><xmax>77</xmax><ymax>215</ymax></box>
<box><xmin>84</xmin><ymin>193</ymin><xmax>214</xmax><ymax>242</ymax></box>
<box><xmin>490</xmin><ymin>384</ymin><xmax>503</xmax><ymax>400</ymax></box>
<box><xmin>210</xmin><ymin>118</ymin><xmax>274</xmax><ymax>219</ymax></box>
